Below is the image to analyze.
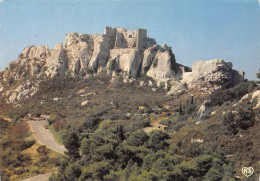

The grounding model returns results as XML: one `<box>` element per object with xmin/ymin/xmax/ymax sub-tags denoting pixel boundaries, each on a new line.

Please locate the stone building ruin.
<box><xmin>3</xmin><ymin>26</ymin><xmax>244</xmax><ymax>90</ymax></box>
<box><xmin>104</xmin><ymin>26</ymin><xmax>156</xmax><ymax>50</ymax></box>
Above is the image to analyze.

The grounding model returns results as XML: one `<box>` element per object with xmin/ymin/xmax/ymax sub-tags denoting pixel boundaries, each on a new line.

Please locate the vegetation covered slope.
<box><xmin>0</xmin><ymin>118</ymin><xmax>63</xmax><ymax>181</ymax></box>
<box><xmin>0</xmin><ymin>72</ymin><xmax>259</xmax><ymax>181</ymax></box>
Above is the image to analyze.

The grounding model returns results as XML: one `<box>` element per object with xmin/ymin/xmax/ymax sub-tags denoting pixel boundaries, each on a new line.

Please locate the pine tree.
<box><xmin>179</xmin><ymin>103</ymin><xmax>183</xmax><ymax>115</ymax></box>
<box><xmin>191</xmin><ymin>95</ymin><xmax>194</xmax><ymax>105</ymax></box>
<box><xmin>63</xmin><ymin>131</ymin><xmax>81</xmax><ymax>160</ymax></box>
<box><xmin>257</xmin><ymin>68</ymin><xmax>260</xmax><ymax>79</ymax></box>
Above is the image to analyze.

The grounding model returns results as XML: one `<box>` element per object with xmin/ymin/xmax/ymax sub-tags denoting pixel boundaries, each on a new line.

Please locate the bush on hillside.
<box><xmin>37</xmin><ymin>145</ymin><xmax>49</xmax><ymax>156</ymax></box>
<box><xmin>12</xmin><ymin>121</ymin><xmax>29</xmax><ymax>138</ymax></box>
<box><xmin>53</xmin><ymin>120</ymin><xmax>67</xmax><ymax>131</ymax></box>
<box><xmin>209</xmin><ymin>81</ymin><xmax>258</xmax><ymax>106</ymax></box>
<box><xmin>223</xmin><ymin>103</ymin><xmax>256</xmax><ymax>134</ymax></box>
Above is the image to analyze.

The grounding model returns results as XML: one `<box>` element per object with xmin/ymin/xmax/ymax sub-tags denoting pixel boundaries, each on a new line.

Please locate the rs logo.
<box><xmin>241</xmin><ymin>167</ymin><xmax>254</xmax><ymax>177</ymax></box>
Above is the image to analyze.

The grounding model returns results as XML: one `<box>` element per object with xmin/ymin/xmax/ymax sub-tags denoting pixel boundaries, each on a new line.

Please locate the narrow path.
<box><xmin>27</xmin><ymin>120</ymin><xmax>66</xmax><ymax>154</ymax></box>
<box><xmin>22</xmin><ymin>173</ymin><xmax>52</xmax><ymax>181</ymax></box>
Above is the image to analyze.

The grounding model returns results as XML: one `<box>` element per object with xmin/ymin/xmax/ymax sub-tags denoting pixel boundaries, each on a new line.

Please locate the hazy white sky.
<box><xmin>0</xmin><ymin>0</ymin><xmax>259</xmax><ymax>80</ymax></box>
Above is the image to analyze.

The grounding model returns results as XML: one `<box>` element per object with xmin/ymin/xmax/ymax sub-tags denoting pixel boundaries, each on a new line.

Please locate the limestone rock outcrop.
<box><xmin>2</xmin><ymin>27</ymin><xmax>179</xmax><ymax>82</ymax></box>
<box><xmin>251</xmin><ymin>90</ymin><xmax>260</xmax><ymax>109</ymax></box>
<box><xmin>197</xmin><ymin>101</ymin><xmax>210</xmax><ymax>122</ymax></box>
<box><xmin>141</xmin><ymin>45</ymin><xmax>160</xmax><ymax>75</ymax></box>
<box><xmin>110</xmin><ymin>48</ymin><xmax>143</xmax><ymax>77</ymax></box>
<box><xmin>0</xmin><ymin>27</ymin><xmax>245</xmax><ymax>104</ymax></box>
<box><xmin>146</xmin><ymin>48</ymin><xmax>175</xmax><ymax>81</ymax></box>
<box><xmin>182</xmin><ymin>59</ymin><xmax>244</xmax><ymax>86</ymax></box>
<box><xmin>22</xmin><ymin>45</ymin><xmax>49</xmax><ymax>60</ymax></box>
<box><xmin>45</xmin><ymin>46</ymin><xmax>67</xmax><ymax>78</ymax></box>
<box><xmin>167</xmin><ymin>83</ymin><xmax>187</xmax><ymax>96</ymax></box>
<box><xmin>3</xmin><ymin>80</ymin><xmax>39</xmax><ymax>103</ymax></box>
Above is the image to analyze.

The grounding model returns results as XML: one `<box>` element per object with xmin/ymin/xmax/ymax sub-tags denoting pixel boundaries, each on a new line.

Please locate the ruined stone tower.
<box><xmin>104</xmin><ymin>26</ymin><xmax>156</xmax><ymax>50</ymax></box>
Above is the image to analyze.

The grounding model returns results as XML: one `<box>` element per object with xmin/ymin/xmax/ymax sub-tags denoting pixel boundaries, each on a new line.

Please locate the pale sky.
<box><xmin>0</xmin><ymin>0</ymin><xmax>259</xmax><ymax>80</ymax></box>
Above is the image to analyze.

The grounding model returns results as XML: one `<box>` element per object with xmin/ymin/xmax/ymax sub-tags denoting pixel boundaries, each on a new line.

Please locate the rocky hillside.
<box><xmin>0</xmin><ymin>27</ymin><xmax>244</xmax><ymax>106</ymax></box>
<box><xmin>1</xmin><ymin>27</ymin><xmax>259</xmax><ymax>181</ymax></box>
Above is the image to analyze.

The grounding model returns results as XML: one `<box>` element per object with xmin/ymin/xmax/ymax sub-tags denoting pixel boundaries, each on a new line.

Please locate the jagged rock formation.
<box><xmin>182</xmin><ymin>59</ymin><xmax>244</xmax><ymax>86</ymax></box>
<box><xmin>197</xmin><ymin>100</ymin><xmax>210</xmax><ymax>122</ymax></box>
<box><xmin>2</xmin><ymin>80</ymin><xmax>39</xmax><ymax>104</ymax></box>
<box><xmin>239</xmin><ymin>90</ymin><xmax>260</xmax><ymax>110</ymax></box>
<box><xmin>2</xmin><ymin>27</ymin><xmax>183</xmax><ymax>82</ymax></box>
<box><xmin>0</xmin><ymin>27</ymin><xmax>245</xmax><ymax>104</ymax></box>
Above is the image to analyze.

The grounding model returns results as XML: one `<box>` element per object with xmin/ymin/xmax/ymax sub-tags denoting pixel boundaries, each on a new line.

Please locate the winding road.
<box><xmin>21</xmin><ymin>120</ymin><xmax>66</xmax><ymax>181</ymax></box>
<box><xmin>22</xmin><ymin>173</ymin><xmax>53</xmax><ymax>181</ymax></box>
<box><xmin>27</xmin><ymin>120</ymin><xmax>67</xmax><ymax>153</ymax></box>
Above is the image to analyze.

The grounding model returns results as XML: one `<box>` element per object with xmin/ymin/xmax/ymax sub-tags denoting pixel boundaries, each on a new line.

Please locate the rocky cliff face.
<box><xmin>182</xmin><ymin>59</ymin><xmax>244</xmax><ymax>86</ymax></box>
<box><xmin>0</xmin><ymin>27</ymin><xmax>244</xmax><ymax>104</ymax></box>
<box><xmin>2</xmin><ymin>27</ymin><xmax>181</xmax><ymax>81</ymax></box>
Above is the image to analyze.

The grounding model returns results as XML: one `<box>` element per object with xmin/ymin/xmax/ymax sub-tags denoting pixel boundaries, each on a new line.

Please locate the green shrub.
<box><xmin>127</xmin><ymin>130</ymin><xmax>149</xmax><ymax>147</ymax></box>
<box><xmin>63</xmin><ymin>131</ymin><xmax>80</xmax><ymax>159</ymax></box>
<box><xmin>223</xmin><ymin>103</ymin><xmax>255</xmax><ymax>134</ymax></box>
<box><xmin>37</xmin><ymin>145</ymin><xmax>49</xmax><ymax>156</ymax></box>
<box><xmin>14</xmin><ymin>168</ymin><xmax>29</xmax><ymax>175</ymax></box>
<box><xmin>0</xmin><ymin>170</ymin><xmax>11</xmax><ymax>181</ymax></box>
<box><xmin>11</xmin><ymin>138</ymin><xmax>35</xmax><ymax>151</ymax></box>
<box><xmin>64</xmin><ymin>162</ymin><xmax>82</xmax><ymax>180</ymax></box>
<box><xmin>53</xmin><ymin>120</ymin><xmax>67</xmax><ymax>131</ymax></box>
<box><xmin>108</xmin><ymin>58</ymin><xmax>116</xmax><ymax>71</ymax></box>
<box><xmin>209</xmin><ymin>81</ymin><xmax>258</xmax><ymax>106</ymax></box>
<box><xmin>146</xmin><ymin>130</ymin><xmax>170</xmax><ymax>151</ymax></box>
<box><xmin>38</xmin><ymin>156</ymin><xmax>48</xmax><ymax>163</ymax></box>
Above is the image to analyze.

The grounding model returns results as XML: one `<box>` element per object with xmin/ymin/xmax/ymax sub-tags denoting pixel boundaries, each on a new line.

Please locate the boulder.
<box><xmin>239</xmin><ymin>93</ymin><xmax>249</xmax><ymax>102</ymax></box>
<box><xmin>81</xmin><ymin>100</ymin><xmax>89</xmax><ymax>106</ymax></box>
<box><xmin>9</xmin><ymin>92</ymin><xmax>17</xmax><ymax>103</ymax></box>
<box><xmin>17</xmin><ymin>89</ymin><xmax>30</xmax><ymax>100</ymax></box>
<box><xmin>191</xmin><ymin>138</ymin><xmax>203</xmax><ymax>143</ymax></box>
<box><xmin>167</xmin><ymin>83</ymin><xmax>187</xmax><ymax>96</ymax></box>
<box><xmin>251</xmin><ymin>90</ymin><xmax>260</xmax><ymax>109</ymax></box>
<box><xmin>197</xmin><ymin>101</ymin><xmax>209</xmax><ymax>121</ymax></box>
<box><xmin>152</xmin><ymin>88</ymin><xmax>157</xmax><ymax>92</ymax></box>
<box><xmin>140</xmin><ymin>81</ymin><xmax>145</xmax><ymax>87</ymax></box>
<box><xmin>54</xmin><ymin>98</ymin><xmax>62</xmax><ymax>101</ymax></box>
<box><xmin>148</xmin><ymin>80</ymin><xmax>153</xmax><ymax>86</ymax></box>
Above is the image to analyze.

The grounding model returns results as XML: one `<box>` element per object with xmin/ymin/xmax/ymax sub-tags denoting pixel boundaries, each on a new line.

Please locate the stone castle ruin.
<box><xmin>2</xmin><ymin>26</ymin><xmax>244</xmax><ymax>92</ymax></box>
<box><xmin>104</xmin><ymin>26</ymin><xmax>156</xmax><ymax>50</ymax></box>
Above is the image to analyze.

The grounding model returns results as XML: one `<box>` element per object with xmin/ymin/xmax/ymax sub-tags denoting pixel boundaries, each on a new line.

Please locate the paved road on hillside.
<box><xmin>22</xmin><ymin>173</ymin><xmax>52</xmax><ymax>181</ymax></box>
<box><xmin>27</xmin><ymin>120</ymin><xmax>67</xmax><ymax>153</ymax></box>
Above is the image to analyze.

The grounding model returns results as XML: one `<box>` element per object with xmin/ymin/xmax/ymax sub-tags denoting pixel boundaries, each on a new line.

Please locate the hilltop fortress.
<box><xmin>104</xmin><ymin>27</ymin><xmax>156</xmax><ymax>50</ymax></box>
<box><xmin>2</xmin><ymin>27</ymin><xmax>244</xmax><ymax>95</ymax></box>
